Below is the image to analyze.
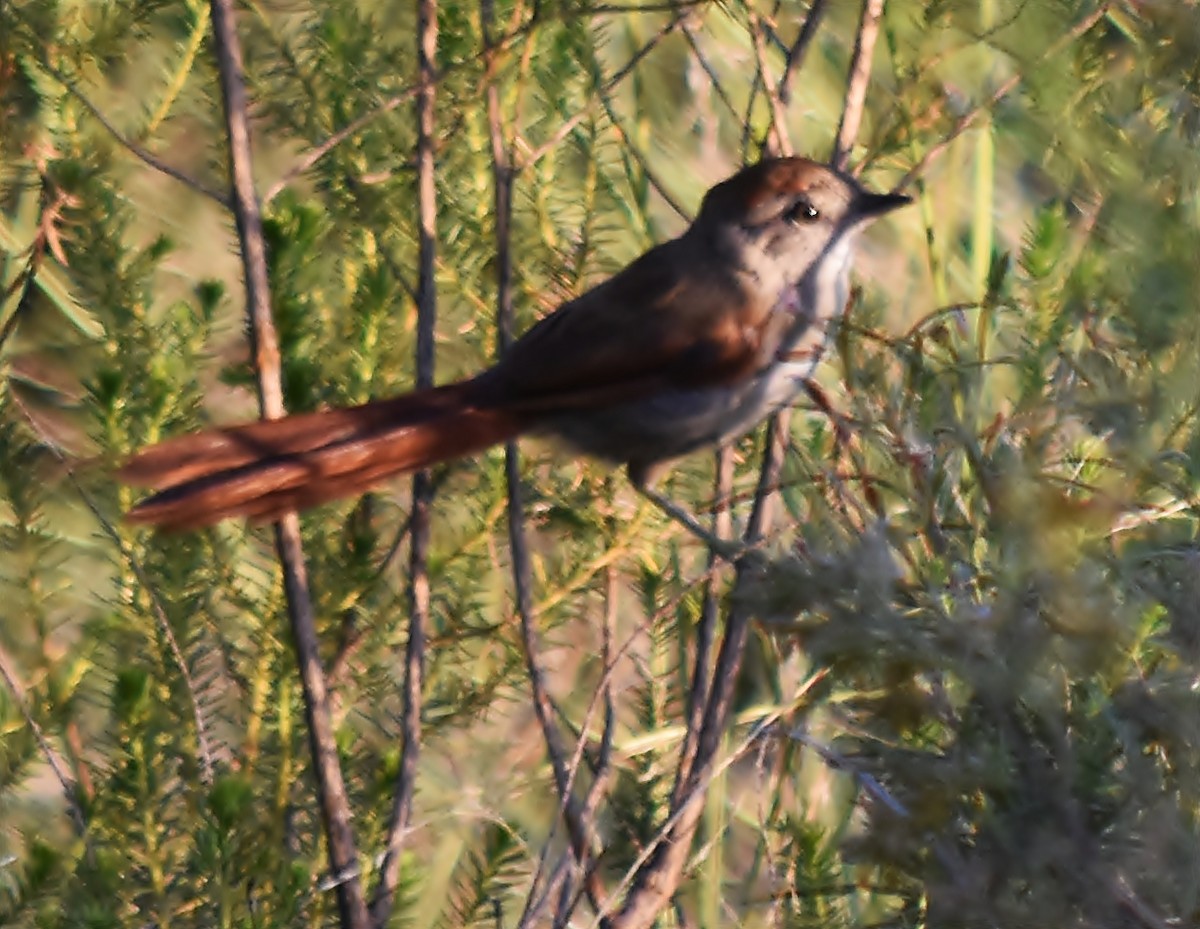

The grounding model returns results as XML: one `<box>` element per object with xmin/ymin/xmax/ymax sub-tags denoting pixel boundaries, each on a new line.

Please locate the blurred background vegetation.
<box><xmin>2</xmin><ymin>0</ymin><xmax>1200</xmax><ymax>926</ymax></box>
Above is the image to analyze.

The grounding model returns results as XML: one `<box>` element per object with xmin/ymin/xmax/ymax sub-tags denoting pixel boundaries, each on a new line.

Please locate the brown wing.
<box><xmin>479</xmin><ymin>238</ymin><xmax>779</xmax><ymax>412</ymax></box>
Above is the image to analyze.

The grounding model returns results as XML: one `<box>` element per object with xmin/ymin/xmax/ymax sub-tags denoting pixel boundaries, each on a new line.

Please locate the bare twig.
<box><xmin>789</xmin><ymin>729</ymin><xmax>910</xmax><ymax>817</ymax></box>
<box><xmin>485</xmin><ymin>2</ymin><xmax>608</xmax><ymax>913</ymax></box>
<box><xmin>610</xmin><ymin>419</ymin><xmax>795</xmax><ymax>929</ymax></box>
<box><xmin>67</xmin><ymin>474</ymin><xmax>218</xmax><ymax>785</ymax></box>
<box><xmin>832</xmin><ymin>0</ymin><xmax>885</xmax><ymax>170</ymax></box>
<box><xmin>681</xmin><ymin>25</ymin><xmax>742</xmax><ymax>123</ymax></box>
<box><xmin>0</xmin><ymin>643</ymin><xmax>87</xmax><ymax>835</ymax></box>
<box><xmin>891</xmin><ymin>1</ymin><xmax>1112</xmax><ymax>191</ymax></box>
<box><xmin>519</xmin><ymin>567</ymin><xmax>618</xmax><ymax>929</ymax></box>
<box><xmin>369</xmin><ymin>2</ymin><xmax>438</xmax><ymax>925</ymax></box>
<box><xmin>516</xmin><ymin>12</ymin><xmax>689</xmax><ymax>169</ymax></box>
<box><xmin>260</xmin><ymin>6</ymin><xmax>551</xmax><ymax>206</ymax></box>
<box><xmin>207</xmin><ymin>2</ymin><xmax>369</xmax><ymax>927</ymax></box>
<box><xmin>670</xmin><ymin>448</ymin><xmax>731</xmax><ymax>807</ymax></box>
<box><xmin>1113</xmin><ymin>875</ymin><xmax>1178</xmax><ymax>929</ymax></box>
<box><xmin>737</xmin><ymin>0</ymin><xmax>785</xmax><ymax>162</ymax></box>
<box><xmin>24</xmin><ymin>49</ymin><xmax>229</xmax><ymax>207</ymax></box>
<box><xmin>262</xmin><ymin>89</ymin><xmax>418</xmax><ymax>206</ymax></box>
<box><xmin>777</xmin><ymin>0</ymin><xmax>830</xmax><ymax>105</ymax></box>
<box><xmin>748</xmin><ymin>10</ymin><xmax>793</xmax><ymax>157</ymax></box>
<box><xmin>595</xmin><ymin>91</ymin><xmax>692</xmax><ymax>222</ymax></box>
<box><xmin>604</xmin><ymin>672</ymin><xmax>827</xmax><ymax>928</ymax></box>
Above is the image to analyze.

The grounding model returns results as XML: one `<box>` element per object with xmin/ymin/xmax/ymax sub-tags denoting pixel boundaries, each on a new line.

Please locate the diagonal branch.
<box><xmin>747</xmin><ymin>8</ymin><xmax>793</xmax><ymax>157</ymax></box>
<box><xmin>0</xmin><ymin>642</ymin><xmax>87</xmax><ymax>837</ymax></box>
<box><xmin>21</xmin><ymin>48</ymin><xmax>229</xmax><ymax>207</ymax></box>
<box><xmin>890</xmin><ymin>0</ymin><xmax>1113</xmax><ymax>191</ymax></box>
<box><xmin>262</xmin><ymin>88</ymin><xmax>419</xmax><ymax>206</ymax></box>
<box><xmin>669</xmin><ymin>448</ymin><xmax>732</xmax><ymax>807</ymax></box>
<box><xmin>777</xmin><ymin>0</ymin><xmax>830</xmax><ymax>105</ymax></box>
<box><xmin>207</xmin><ymin>2</ymin><xmax>369</xmax><ymax>927</ymax></box>
<box><xmin>516</xmin><ymin>11</ymin><xmax>690</xmax><ymax>170</ymax></box>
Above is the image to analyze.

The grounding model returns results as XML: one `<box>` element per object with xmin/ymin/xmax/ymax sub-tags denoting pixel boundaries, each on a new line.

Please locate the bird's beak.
<box><xmin>853</xmin><ymin>190</ymin><xmax>912</xmax><ymax>221</ymax></box>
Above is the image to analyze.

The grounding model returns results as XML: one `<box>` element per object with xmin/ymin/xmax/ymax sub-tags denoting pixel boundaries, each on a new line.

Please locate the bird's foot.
<box><xmin>635</xmin><ymin>483</ymin><xmax>748</xmax><ymax>563</ymax></box>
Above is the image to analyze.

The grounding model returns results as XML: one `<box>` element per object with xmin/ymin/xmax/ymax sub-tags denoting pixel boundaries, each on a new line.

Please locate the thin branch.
<box><xmin>891</xmin><ymin>1</ymin><xmax>1112</xmax><ymax>191</ymax></box>
<box><xmin>747</xmin><ymin>9</ymin><xmax>793</xmax><ymax>157</ymax></box>
<box><xmin>610</xmin><ymin>418</ymin><xmax>791</xmax><ymax>929</ymax></box>
<box><xmin>681</xmin><ymin>25</ymin><xmax>742</xmax><ymax>123</ymax></box>
<box><xmin>26</xmin><ymin>50</ymin><xmax>229</xmax><ymax>207</ymax></box>
<box><xmin>369</xmin><ymin>0</ymin><xmax>438</xmax><ymax>923</ymax></box>
<box><xmin>777</xmin><ymin>0</ymin><xmax>830</xmax><ymax>105</ymax></box>
<box><xmin>262</xmin><ymin>89</ymin><xmax>417</xmax><ymax>206</ymax></box>
<box><xmin>604</xmin><ymin>673</ymin><xmax>826</xmax><ymax>928</ymax></box>
<box><xmin>0</xmin><ymin>643</ymin><xmax>87</xmax><ymax>836</ymax></box>
<box><xmin>260</xmin><ymin>7</ymin><xmax>547</xmax><ymax>206</ymax></box>
<box><xmin>832</xmin><ymin>0</ymin><xmax>885</xmax><ymax>170</ymax></box>
<box><xmin>485</xmin><ymin>1</ymin><xmax>607</xmax><ymax>912</ymax></box>
<box><xmin>518</xmin><ymin>572</ymin><xmax>618</xmax><ymax>929</ymax></box>
<box><xmin>207</xmin><ymin>3</ymin><xmax>370</xmax><ymax>928</ymax></box>
<box><xmin>516</xmin><ymin>12</ymin><xmax>689</xmax><ymax>170</ymax></box>
<box><xmin>669</xmin><ymin>448</ymin><xmax>731</xmax><ymax>807</ymax></box>
<box><xmin>16</xmin><ymin>394</ymin><xmax>218</xmax><ymax>787</ymax></box>
<box><xmin>68</xmin><ymin>475</ymin><xmax>217</xmax><ymax>785</ymax></box>
<box><xmin>737</xmin><ymin>0</ymin><xmax>785</xmax><ymax>163</ymax></box>
<box><xmin>596</xmin><ymin>90</ymin><xmax>692</xmax><ymax>221</ymax></box>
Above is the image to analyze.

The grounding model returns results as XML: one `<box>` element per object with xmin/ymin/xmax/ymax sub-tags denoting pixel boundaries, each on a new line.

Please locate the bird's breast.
<box><xmin>541</xmin><ymin>353</ymin><xmax>815</xmax><ymax>469</ymax></box>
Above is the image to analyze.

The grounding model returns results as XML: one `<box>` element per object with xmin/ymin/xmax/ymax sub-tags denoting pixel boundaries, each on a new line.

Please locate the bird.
<box><xmin>119</xmin><ymin>157</ymin><xmax>909</xmax><ymax>533</ymax></box>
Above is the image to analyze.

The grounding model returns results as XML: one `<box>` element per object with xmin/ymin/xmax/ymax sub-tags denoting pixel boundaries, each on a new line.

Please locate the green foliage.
<box><xmin>1</xmin><ymin>0</ymin><xmax>1199</xmax><ymax>927</ymax></box>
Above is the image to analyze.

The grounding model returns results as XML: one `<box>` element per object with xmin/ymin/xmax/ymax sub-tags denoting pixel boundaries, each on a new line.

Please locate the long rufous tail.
<box><xmin>120</xmin><ymin>382</ymin><xmax>520</xmax><ymax>531</ymax></box>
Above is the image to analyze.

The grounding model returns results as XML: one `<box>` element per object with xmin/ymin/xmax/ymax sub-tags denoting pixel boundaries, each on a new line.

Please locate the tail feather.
<box><xmin>122</xmin><ymin>383</ymin><xmax>521</xmax><ymax>530</ymax></box>
<box><xmin>120</xmin><ymin>385</ymin><xmax>474</xmax><ymax>489</ymax></box>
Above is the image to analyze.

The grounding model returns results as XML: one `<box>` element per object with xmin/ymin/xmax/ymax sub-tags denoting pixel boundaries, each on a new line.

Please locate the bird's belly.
<box><xmin>542</xmin><ymin>359</ymin><xmax>813</xmax><ymax>467</ymax></box>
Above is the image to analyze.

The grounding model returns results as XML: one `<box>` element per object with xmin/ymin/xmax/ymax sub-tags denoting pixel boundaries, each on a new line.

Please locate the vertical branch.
<box><xmin>832</xmin><ymin>0</ymin><xmax>885</xmax><ymax>170</ymax></box>
<box><xmin>485</xmin><ymin>2</ymin><xmax>606</xmax><ymax>914</ymax></box>
<box><xmin>206</xmin><ymin>3</ymin><xmax>369</xmax><ymax>928</ymax></box>
<box><xmin>670</xmin><ymin>447</ymin><xmax>731</xmax><ymax>807</ymax></box>
<box><xmin>612</xmin><ymin>4</ymin><xmax>840</xmax><ymax>924</ymax></box>
<box><xmin>370</xmin><ymin>0</ymin><xmax>437</xmax><ymax>922</ymax></box>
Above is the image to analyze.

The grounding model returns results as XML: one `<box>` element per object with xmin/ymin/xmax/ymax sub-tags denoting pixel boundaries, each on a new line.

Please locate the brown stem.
<box><xmin>670</xmin><ymin>447</ymin><xmax>731</xmax><ymax>807</ymax></box>
<box><xmin>368</xmin><ymin>1</ymin><xmax>438</xmax><ymax>924</ymax></box>
<box><xmin>832</xmin><ymin>0</ymin><xmax>885</xmax><ymax>170</ymax></box>
<box><xmin>485</xmin><ymin>4</ymin><xmax>608</xmax><ymax>912</ymax></box>
<box><xmin>777</xmin><ymin>0</ymin><xmax>830</xmax><ymax>105</ymax></box>
<box><xmin>747</xmin><ymin>9</ymin><xmax>793</xmax><ymax>157</ymax></box>
<box><xmin>207</xmin><ymin>2</ymin><xmax>369</xmax><ymax>927</ymax></box>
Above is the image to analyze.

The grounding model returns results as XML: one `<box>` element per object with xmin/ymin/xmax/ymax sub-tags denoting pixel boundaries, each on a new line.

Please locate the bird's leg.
<box><xmin>626</xmin><ymin>462</ymin><xmax>746</xmax><ymax>562</ymax></box>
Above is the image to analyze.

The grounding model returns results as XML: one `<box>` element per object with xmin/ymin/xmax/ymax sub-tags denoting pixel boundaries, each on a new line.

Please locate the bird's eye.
<box><xmin>784</xmin><ymin>198</ymin><xmax>820</xmax><ymax>225</ymax></box>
